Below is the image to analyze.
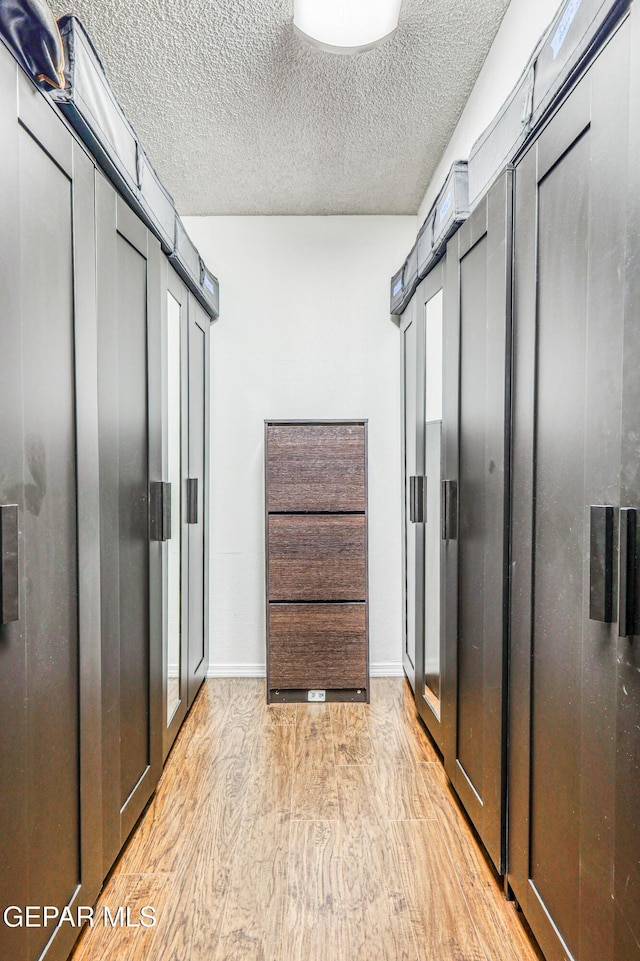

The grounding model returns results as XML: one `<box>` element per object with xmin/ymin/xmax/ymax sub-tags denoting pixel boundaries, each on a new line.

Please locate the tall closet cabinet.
<box><xmin>399</xmin><ymin>170</ymin><xmax>511</xmax><ymax>874</ymax></box>
<box><xmin>163</xmin><ymin>266</ymin><xmax>210</xmax><ymax>756</ymax></box>
<box><xmin>96</xmin><ymin>185</ymin><xmax>164</xmax><ymax>871</ymax></box>
<box><xmin>0</xmin><ymin>35</ymin><xmax>216</xmax><ymax>961</ymax></box>
<box><xmin>394</xmin><ymin>3</ymin><xmax>640</xmax><ymax>960</ymax></box>
<box><xmin>265</xmin><ymin>421</ymin><xmax>369</xmax><ymax>703</ymax></box>
<box><xmin>509</xmin><ymin>9</ymin><xmax>640</xmax><ymax>961</ymax></box>
<box><xmin>0</xmin><ymin>58</ymin><xmax>103</xmax><ymax>961</ymax></box>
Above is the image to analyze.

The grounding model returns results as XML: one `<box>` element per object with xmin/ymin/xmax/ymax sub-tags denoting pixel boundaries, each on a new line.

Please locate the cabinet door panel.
<box><xmin>266</xmin><ymin>424</ymin><xmax>365</xmax><ymax>512</ymax></box>
<box><xmin>115</xmin><ymin>230</ymin><xmax>151</xmax><ymax>805</ymax></box>
<box><xmin>187</xmin><ymin>299</ymin><xmax>208</xmax><ymax>705</ymax></box>
<box><xmin>615</xmin><ymin>9</ymin><xmax>640</xmax><ymax>960</ymax></box>
<box><xmin>19</xmin><ymin>114</ymin><xmax>80</xmax><ymax>961</ymax></box>
<box><xmin>269</xmin><ymin>603</ymin><xmax>367</xmax><ymax>689</ymax></box>
<box><xmin>98</xmin><ymin>181</ymin><xmax>162</xmax><ymax>871</ymax></box>
<box><xmin>401</xmin><ymin>307</ymin><xmax>418</xmax><ymax>686</ymax></box>
<box><xmin>509</xmin><ymin>23</ymin><xmax>629</xmax><ymax>961</ymax></box>
<box><xmin>0</xmin><ymin>64</ymin><xmax>101</xmax><ymax>961</ymax></box>
<box><xmin>0</xmin><ymin>49</ymin><xmax>28</xmax><ymax>961</ymax></box>
<box><xmin>268</xmin><ymin>515</ymin><xmax>366</xmax><ymax>601</ymax></box>
<box><xmin>163</xmin><ymin>269</ymin><xmax>189</xmax><ymax>756</ymax></box>
<box><xmin>441</xmin><ymin>171</ymin><xmax>511</xmax><ymax>875</ymax></box>
<box><xmin>456</xmin><ymin>233</ymin><xmax>489</xmax><ymax>794</ymax></box>
<box><xmin>413</xmin><ymin>263</ymin><xmax>445</xmax><ymax>754</ymax></box>
<box><xmin>529</xmin><ymin>132</ymin><xmax>589</xmax><ymax>945</ymax></box>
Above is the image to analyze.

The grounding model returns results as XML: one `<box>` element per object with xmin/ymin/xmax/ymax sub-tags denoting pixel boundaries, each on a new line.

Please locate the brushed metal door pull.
<box><xmin>409</xmin><ymin>476</ymin><xmax>426</xmax><ymax>524</ymax></box>
<box><xmin>150</xmin><ymin>482</ymin><xmax>172</xmax><ymax>541</ymax></box>
<box><xmin>589</xmin><ymin>505</ymin><xmax>614</xmax><ymax>623</ymax></box>
<box><xmin>0</xmin><ymin>505</ymin><xmax>19</xmax><ymax>623</ymax></box>
<box><xmin>618</xmin><ymin>508</ymin><xmax>637</xmax><ymax>637</ymax></box>
<box><xmin>441</xmin><ymin>480</ymin><xmax>458</xmax><ymax>540</ymax></box>
<box><xmin>186</xmin><ymin>478</ymin><xmax>199</xmax><ymax>525</ymax></box>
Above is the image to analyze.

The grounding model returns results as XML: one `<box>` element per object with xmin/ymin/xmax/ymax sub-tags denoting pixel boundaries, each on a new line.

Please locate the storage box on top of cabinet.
<box><xmin>417</xmin><ymin>208</ymin><xmax>436</xmax><ymax>280</ymax></box>
<box><xmin>390</xmin><ymin>242</ymin><xmax>418</xmax><ymax>316</ymax></box>
<box><xmin>531</xmin><ymin>0</ymin><xmax>631</xmax><ymax>127</ymax></box>
<box><xmin>52</xmin><ymin>16</ymin><xmax>175</xmax><ymax>253</ymax></box>
<box><xmin>265</xmin><ymin>421</ymin><xmax>369</xmax><ymax>703</ymax></box>
<box><xmin>467</xmin><ymin>0</ymin><xmax>631</xmax><ymax>211</ymax></box>
<box><xmin>49</xmin><ymin>15</ymin><xmax>220</xmax><ymax>319</ymax></box>
<box><xmin>391</xmin><ymin>162</ymin><xmax>469</xmax><ymax>316</ymax></box>
<box><xmin>170</xmin><ymin>214</ymin><xmax>220</xmax><ymax>318</ymax></box>
<box><xmin>468</xmin><ymin>61</ymin><xmax>535</xmax><ymax>210</ymax></box>
<box><xmin>432</xmin><ymin>161</ymin><xmax>470</xmax><ymax>256</ymax></box>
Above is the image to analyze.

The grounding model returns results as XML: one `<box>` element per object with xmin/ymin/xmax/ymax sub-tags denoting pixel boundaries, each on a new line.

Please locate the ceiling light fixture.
<box><xmin>293</xmin><ymin>0</ymin><xmax>403</xmax><ymax>55</ymax></box>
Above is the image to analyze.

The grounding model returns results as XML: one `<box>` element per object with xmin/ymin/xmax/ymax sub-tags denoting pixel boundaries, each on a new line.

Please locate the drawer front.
<box><xmin>268</xmin><ymin>515</ymin><xmax>366</xmax><ymax>601</ymax></box>
<box><xmin>266</xmin><ymin>423</ymin><xmax>365</xmax><ymax>512</ymax></box>
<box><xmin>269</xmin><ymin>603</ymin><xmax>367</xmax><ymax>690</ymax></box>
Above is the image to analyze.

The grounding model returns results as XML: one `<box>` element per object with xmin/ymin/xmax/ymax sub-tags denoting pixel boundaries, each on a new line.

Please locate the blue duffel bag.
<box><xmin>0</xmin><ymin>0</ymin><xmax>65</xmax><ymax>89</ymax></box>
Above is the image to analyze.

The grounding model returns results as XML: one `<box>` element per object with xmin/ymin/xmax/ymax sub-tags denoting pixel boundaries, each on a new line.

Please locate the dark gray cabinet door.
<box><xmin>509</xmin><ymin>18</ymin><xmax>631</xmax><ymax>961</ymax></box>
<box><xmin>161</xmin><ymin>273</ymin><xmax>210</xmax><ymax>756</ymax></box>
<box><xmin>400</xmin><ymin>297</ymin><xmax>419</xmax><ymax>690</ymax></box>
<box><xmin>163</xmin><ymin>266</ymin><xmax>190</xmax><ymax>757</ymax></box>
<box><xmin>97</xmin><ymin>182</ymin><xmax>163</xmax><ymax>874</ymax></box>
<box><xmin>413</xmin><ymin>262</ymin><xmax>446</xmax><ymax>754</ymax></box>
<box><xmin>615</xmin><ymin>9</ymin><xmax>640</xmax><ymax>961</ymax></box>
<box><xmin>187</xmin><ymin>294</ymin><xmax>210</xmax><ymax>707</ymax></box>
<box><xmin>0</xmin><ymin>48</ymin><xmax>29</xmax><ymax>961</ymax></box>
<box><xmin>441</xmin><ymin>170</ymin><xmax>512</xmax><ymax>875</ymax></box>
<box><xmin>0</xmin><ymin>51</ymin><xmax>102</xmax><ymax>961</ymax></box>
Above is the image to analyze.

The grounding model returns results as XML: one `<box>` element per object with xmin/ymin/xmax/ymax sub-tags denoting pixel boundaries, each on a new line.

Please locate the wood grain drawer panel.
<box><xmin>268</xmin><ymin>603</ymin><xmax>367</xmax><ymax>689</ymax></box>
<box><xmin>266</xmin><ymin>424</ymin><xmax>365</xmax><ymax>512</ymax></box>
<box><xmin>268</xmin><ymin>515</ymin><xmax>366</xmax><ymax>601</ymax></box>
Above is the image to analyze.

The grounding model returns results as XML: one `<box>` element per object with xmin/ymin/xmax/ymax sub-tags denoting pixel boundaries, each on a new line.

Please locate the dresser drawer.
<box><xmin>268</xmin><ymin>603</ymin><xmax>367</xmax><ymax>690</ymax></box>
<box><xmin>266</xmin><ymin>423</ymin><xmax>366</xmax><ymax>512</ymax></box>
<box><xmin>268</xmin><ymin>514</ymin><xmax>366</xmax><ymax>601</ymax></box>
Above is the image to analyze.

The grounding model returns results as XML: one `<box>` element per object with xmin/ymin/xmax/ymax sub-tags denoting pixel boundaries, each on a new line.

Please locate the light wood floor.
<box><xmin>71</xmin><ymin>678</ymin><xmax>542</xmax><ymax>961</ymax></box>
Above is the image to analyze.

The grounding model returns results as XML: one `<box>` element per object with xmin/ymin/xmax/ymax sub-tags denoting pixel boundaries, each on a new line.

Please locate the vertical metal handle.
<box><xmin>163</xmin><ymin>483</ymin><xmax>172</xmax><ymax>541</ymax></box>
<box><xmin>441</xmin><ymin>480</ymin><xmax>458</xmax><ymax>540</ymax></box>
<box><xmin>0</xmin><ymin>505</ymin><xmax>19</xmax><ymax>624</ymax></box>
<box><xmin>409</xmin><ymin>476</ymin><xmax>426</xmax><ymax>524</ymax></box>
<box><xmin>150</xmin><ymin>482</ymin><xmax>171</xmax><ymax>541</ymax></box>
<box><xmin>589</xmin><ymin>505</ymin><xmax>614</xmax><ymax>622</ymax></box>
<box><xmin>186</xmin><ymin>478</ymin><xmax>199</xmax><ymax>525</ymax></box>
<box><xmin>619</xmin><ymin>508</ymin><xmax>636</xmax><ymax>637</ymax></box>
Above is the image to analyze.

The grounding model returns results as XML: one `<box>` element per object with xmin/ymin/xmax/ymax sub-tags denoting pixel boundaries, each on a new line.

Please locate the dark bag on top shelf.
<box><xmin>0</xmin><ymin>0</ymin><xmax>65</xmax><ymax>90</ymax></box>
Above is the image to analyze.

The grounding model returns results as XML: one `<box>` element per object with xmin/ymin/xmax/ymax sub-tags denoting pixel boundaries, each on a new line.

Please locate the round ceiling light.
<box><xmin>293</xmin><ymin>0</ymin><xmax>403</xmax><ymax>54</ymax></box>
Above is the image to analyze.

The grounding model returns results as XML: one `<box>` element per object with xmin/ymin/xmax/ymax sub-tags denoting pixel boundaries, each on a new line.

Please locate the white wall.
<box><xmin>417</xmin><ymin>0</ymin><xmax>562</xmax><ymax>223</ymax></box>
<box><xmin>182</xmin><ymin>0</ymin><xmax>566</xmax><ymax>680</ymax></box>
<box><xmin>183</xmin><ymin>215</ymin><xmax>416</xmax><ymax>677</ymax></box>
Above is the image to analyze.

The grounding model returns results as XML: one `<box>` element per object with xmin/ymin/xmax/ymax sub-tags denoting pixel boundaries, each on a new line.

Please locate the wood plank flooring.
<box><xmin>71</xmin><ymin>678</ymin><xmax>542</xmax><ymax>961</ymax></box>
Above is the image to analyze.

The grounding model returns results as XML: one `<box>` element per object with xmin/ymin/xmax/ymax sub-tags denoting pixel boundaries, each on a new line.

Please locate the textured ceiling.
<box><xmin>49</xmin><ymin>0</ymin><xmax>511</xmax><ymax>215</ymax></box>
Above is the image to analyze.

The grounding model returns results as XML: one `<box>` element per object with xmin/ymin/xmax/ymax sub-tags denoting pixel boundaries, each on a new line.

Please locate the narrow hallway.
<box><xmin>71</xmin><ymin>679</ymin><xmax>540</xmax><ymax>961</ymax></box>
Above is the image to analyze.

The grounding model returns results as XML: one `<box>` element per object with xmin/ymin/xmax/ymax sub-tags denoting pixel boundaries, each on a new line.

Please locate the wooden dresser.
<box><xmin>265</xmin><ymin>420</ymin><xmax>369</xmax><ymax>703</ymax></box>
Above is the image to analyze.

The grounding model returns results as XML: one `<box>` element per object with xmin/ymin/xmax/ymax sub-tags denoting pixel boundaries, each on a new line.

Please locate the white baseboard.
<box><xmin>206</xmin><ymin>661</ymin><xmax>405</xmax><ymax>679</ymax></box>
<box><xmin>206</xmin><ymin>663</ymin><xmax>266</xmax><ymax>678</ymax></box>
<box><xmin>369</xmin><ymin>661</ymin><xmax>405</xmax><ymax>677</ymax></box>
